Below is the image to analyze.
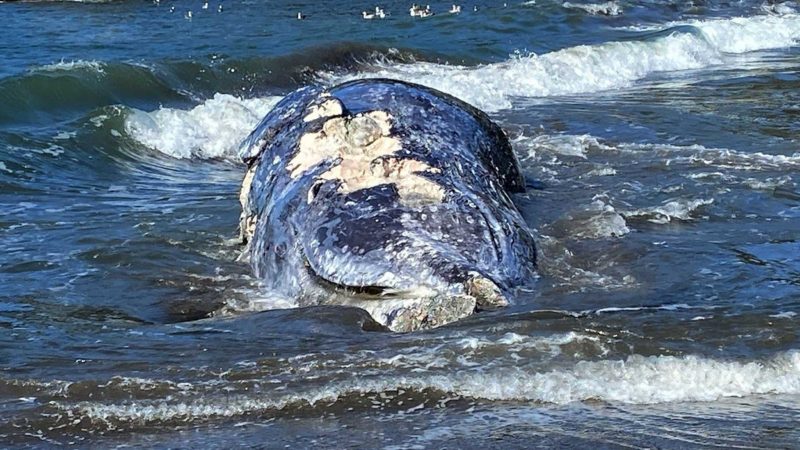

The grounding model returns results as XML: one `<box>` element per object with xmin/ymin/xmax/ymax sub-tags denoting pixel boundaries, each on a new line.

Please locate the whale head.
<box><xmin>238</xmin><ymin>80</ymin><xmax>536</xmax><ymax>331</ymax></box>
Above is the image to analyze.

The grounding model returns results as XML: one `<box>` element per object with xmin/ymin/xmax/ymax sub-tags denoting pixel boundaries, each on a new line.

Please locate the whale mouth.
<box><xmin>301</xmin><ymin>253</ymin><xmax>508</xmax><ymax>332</ymax></box>
<box><xmin>309</xmin><ymin>273</ymin><xmax>391</xmax><ymax>298</ymax></box>
<box><xmin>302</xmin><ymin>251</ymin><xmax>440</xmax><ymax>300</ymax></box>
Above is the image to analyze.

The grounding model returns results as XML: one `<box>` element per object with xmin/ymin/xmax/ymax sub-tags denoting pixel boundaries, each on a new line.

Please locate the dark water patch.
<box><xmin>142</xmin><ymin>43</ymin><xmax>438</xmax><ymax>99</ymax></box>
<box><xmin>214</xmin><ymin>43</ymin><xmax>436</xmax><ymax>90</ymax></box>
<box><xmin>736</xmin><ymin>240</ymin><xmax>800</xmax><ymax>285</ymax></box>
<box><xmin>0</xmin><ymin>44</ymin><xmax>437</xmax><ymax>128</ymax></box>
<box><xmin>0</xmin><ymin>108</ymin><xmax>142</xmax><ymax>195</ymax></box>
<box><xmin>0</xmin><ymin>62</ymin><xmax>186</xmax><ymax>126</ymax></box>
<box><xmin>202</xmin><ymin>306</ymin><xmax>389</xmax><ymax>340</ymax></box>
<box><xmin>774</xmin><ymin>186</ymin><xmax>800</xmax><ymax>201</ymax></box>
<box><xmin>0</xmin><ymin>260</ymin><xmax>59</xmax><ymax>273</ymax></box>
<box><xmin>63</xmin><ymin>305</ymin><xmax>153</xmax><ymax>325</ymax></box>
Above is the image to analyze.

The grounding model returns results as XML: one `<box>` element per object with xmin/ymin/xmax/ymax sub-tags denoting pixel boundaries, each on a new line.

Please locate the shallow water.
<box><xmin>1</xmin><ymin>0</ymin><xmax>799</xmax><ymax>447</ymax></box>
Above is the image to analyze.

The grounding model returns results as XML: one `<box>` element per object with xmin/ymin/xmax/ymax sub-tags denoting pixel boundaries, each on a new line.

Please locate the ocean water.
<box><xmin>1</xmin><ymin>0</ymin><xmax>799</xmax><ymax>447</ymax></box>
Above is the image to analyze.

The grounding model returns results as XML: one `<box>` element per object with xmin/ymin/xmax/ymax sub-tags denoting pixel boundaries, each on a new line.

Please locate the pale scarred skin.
<box><xmin>238</xmin><ymin>79</ymin><xmax>536</xmax><ymax>332</ymax></box>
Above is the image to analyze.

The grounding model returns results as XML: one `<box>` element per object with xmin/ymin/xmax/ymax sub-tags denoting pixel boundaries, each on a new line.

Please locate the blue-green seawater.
<box><xmin>1</xmin><ymin>0</ymin><xmax>799</xmax><ymax>447</ymax></box>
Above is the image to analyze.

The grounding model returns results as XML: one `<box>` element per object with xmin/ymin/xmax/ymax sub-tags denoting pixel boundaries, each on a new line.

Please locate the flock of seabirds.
<box><xmin>157</xmin><ymin>0</ymin><xmax>507</xmax><ymax>20</ymax></box>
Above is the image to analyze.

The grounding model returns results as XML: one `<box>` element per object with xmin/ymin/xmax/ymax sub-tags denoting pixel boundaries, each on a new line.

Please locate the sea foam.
<box><xmin>31</xmin><ymin>59</ymin><xmax>106</xmax><ymax>74</ymax></box>
<box><xmin>125</xmin><ymin>94</ymin><xmax>280</xmax><ymax>160</ymax></box>
<box><xmin>562</xmin><ymin>1</ymin><xmax>622</xmax><ymax>16</ymax></box>
<box><xmin>68</xmin><ymin>350</ymin><xmax>800</xmax><ymax>424</ymax></box>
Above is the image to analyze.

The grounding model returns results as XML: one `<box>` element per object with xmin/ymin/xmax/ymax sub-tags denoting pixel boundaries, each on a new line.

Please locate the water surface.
<box><xmin>1</xmin><ymin>0</ymin><xmax>799</xmax><ymax>447</ymax></box>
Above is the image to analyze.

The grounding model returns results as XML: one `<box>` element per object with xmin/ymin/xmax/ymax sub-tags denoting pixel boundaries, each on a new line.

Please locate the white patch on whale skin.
<box><xmin>289</xmin><ymin>110</ymin><xmax>445</xmax><ymax>206</ymax></box>
<box><xmin>326</xmin><ymin>157</ymin><xmax>444</xmax><ymax>207</ymax></box>
<box><xmin>238</xmin><ymin>164</ymin><xmax>258</xmax><ymax>245</ymax></box>
<box><xmin>289</xmin><ymin>111</ymin><xmax>398</xmax><ymax>178</ymax></box>
<box><xmin>303</xmin><ymin>98</ymin><xmax>345</xmax><ymax>123</ymax></box>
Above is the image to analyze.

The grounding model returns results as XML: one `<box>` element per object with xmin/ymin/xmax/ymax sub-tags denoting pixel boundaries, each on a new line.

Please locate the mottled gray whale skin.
<box><xmin>237</xmin><ymin>79</ymin><xmax>536</xmax><ymax>331</ymax></box>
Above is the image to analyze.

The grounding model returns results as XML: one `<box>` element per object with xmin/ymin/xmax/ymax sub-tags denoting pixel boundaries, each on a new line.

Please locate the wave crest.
<box><xmin>323</xmin><ymin>13</ymin><xmax>800</xmax><ymax>111</ymax></box>
<box><xmin>63</xmin><ymin>350</ymin><xmax>800</xmax><ymax>425</ymax></box>
<box><xmin>124</xmin><ymin>94</ymin><xmax>280</xmax><ymax>160</ymax></box>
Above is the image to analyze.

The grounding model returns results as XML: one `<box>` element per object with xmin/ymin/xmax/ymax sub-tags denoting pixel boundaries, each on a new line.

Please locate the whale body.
<box><xmin>237</xmin><ymin>79</ymin><xmax>536</xmax><ymax>331</ymax></box>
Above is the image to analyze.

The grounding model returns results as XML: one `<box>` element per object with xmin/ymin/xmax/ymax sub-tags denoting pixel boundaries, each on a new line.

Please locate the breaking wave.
<box><xmin>0</xmin><ymin>43</ymin><xmax>423</xmax><ymax>126</ymax></box>
<box><xmin>65</xmin><ymin>350</ymin><xmax>800</xmax><ymax>424</ymax></box>
<box><xmin>124</xmin><ymin>94</ymin><xmax>281</xmax><ymax>160</ymax></box>
<box><xmin>109</xmin><ymin>12</ymin><xmax>800</xmax><ymax>162</ymax></box>
<box><xmin>322</xmin><ymin>13</ymin><xmax>800</xmax><ymax>111</ymax></box>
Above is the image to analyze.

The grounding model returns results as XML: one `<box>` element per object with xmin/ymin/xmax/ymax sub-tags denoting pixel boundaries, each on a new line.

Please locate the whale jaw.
<box><xmin>326</xmin><ymin>292</ymin><xmax>478</xmax><ymax>332</ymax></box>
<box><xmin>308</xmin><ymin>272</ymin><xmax>510</xmax><ymax>332</ymax></box>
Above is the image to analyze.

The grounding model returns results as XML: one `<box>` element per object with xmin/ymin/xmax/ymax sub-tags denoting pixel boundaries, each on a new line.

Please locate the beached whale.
<box><xmin>237</xmin><ymin>79</ymin><xmax>537</xmax><ymax>331</ymax></box>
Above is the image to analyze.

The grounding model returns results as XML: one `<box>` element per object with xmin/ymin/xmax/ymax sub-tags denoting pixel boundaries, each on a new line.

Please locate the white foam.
<box><xmin>585</xmin><ymin>166</ymin><xmax>617</xmax><ymax>176</ymax></box>
<box><xmin>536</xmin><ymin>234</ymin><xmax>636</xmax><ymax>290</ymax></box>
<box><xmin>324</xmin><ymin>13</ymin><xmax>800</xmax><ymax>112</ymax></box>
<box><xmin>624</xmin><ymin>198</ymin><xmax>714</xmax><ymax>224</ymax></box>
<box><xmin>53</xmin><ymin>131</ymin><xmax>76</xmax><ymax>141</ymax></box>
<box><xmin>525</xmin><ymin>133</ymin><xmax>800</xmax><ymax>173</ymax></box>
<box><xmin>125</xmin><ymin>94</ymin><xmax>281</xmax><ymax>160</ymax></box>
<box><xmin>761</xmin><ymin>1</ymin><xmax>798</xmax><ymax>15</ymax></box>
<box><xmin>584</xmin><ymin>199</ymin><xmax>629</xmax><ymax>238</ymax></box>
<box><xmin>511</xmin><ymin>133</ymin><xmax>608</xmax><ymax>184</ymax></box>
<box><xmin>324</xmin><ymin>31</ymin><xmax>719</xmax><ymax>111</ymax></box>
<box><xmin>455</xmin><ymin>331</ymin><xmax>601</xmax><ymax>355</ymax></box>
<box><xmin>550</xmin><ymin>197</ymin><xmax>630</xmax><ymax>239</ymax></box>
<box><xmin>689</xmin><ymin>14</ymin><xmax>800</xmax><ymax>53</ymax></box>
<box><xmin>446</xmin><ymin>351</ymin><xmax>800</xmax><ymax>404</ymax></box>
<box><xmin>742</xmin><ymin>176</ymin><xmax>792</xmax><ymax>191</ymax></box>
<box><xmin>613</xmin><ymin>142</ymin><xmax>800</xmax><ymax>171</ymax></box>
<box><xmin>517</xmin><ymin>133</ymin><xmax>602</xmax><ymax>159</ymax></box>
<box><xmin>218</xmin><ymin>288</ymin><xmax>300</xmax><ymax>318</ymax></box>
<box><xmin>562</xmin><ymin>1</ymin><xmax>622</xmax><ymax>16</ymax></box>
<box><xmin>68</xmin><ymin>350</ymin><xmax>800</xmax><ymax>423</ymax></box>
<box><xmin>591</xmin><ymin>303</ymin><xmax>710</xmax><ymax>314</ymax></box>
<box><xmin>240</xmin><ymin>290</ymin><xmax>299</xmax><ymax>311</ymax></box>
<box><xmin>32</xmin><ymin>59</ymin><xmax>105</xmax><ymax>74</ymax></box>
<box><xmin>686</xmin><ymin>149</ymin><xmax>800</xmax><ymax>171</ymax></box>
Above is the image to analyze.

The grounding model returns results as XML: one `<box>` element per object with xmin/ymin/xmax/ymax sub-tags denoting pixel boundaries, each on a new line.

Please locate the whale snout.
<box><xmin>302</xmin><ymin>244</ymin><xmax>511</xmax><ymax>332</ymax></box>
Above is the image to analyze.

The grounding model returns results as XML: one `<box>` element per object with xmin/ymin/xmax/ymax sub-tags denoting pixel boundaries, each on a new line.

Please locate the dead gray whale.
<box><xmin>237</xmin><ymin>79</ymin><xmax>536</xmax><ymax>331</ymax></box>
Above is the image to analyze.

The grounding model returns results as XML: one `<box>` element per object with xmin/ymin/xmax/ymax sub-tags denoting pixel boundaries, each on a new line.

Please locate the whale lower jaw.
<box><xmin>304</xmin><ymin>264</ymin><xmax>511</xmax><ymax>331</ymax></box>
<box><xmin>303</xmin><ymin>261</ymin><xmax>512</xmax><ymax>331</ymax></box>
<box><xmin>332</xmin><ymin>294</ymin><xmax>478</xmax><ymax>332</ymax></box>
